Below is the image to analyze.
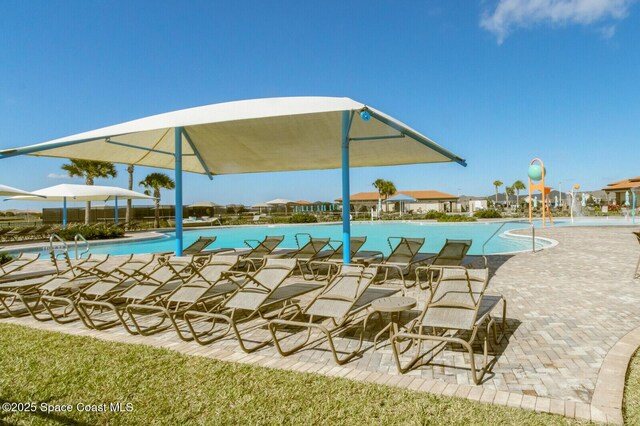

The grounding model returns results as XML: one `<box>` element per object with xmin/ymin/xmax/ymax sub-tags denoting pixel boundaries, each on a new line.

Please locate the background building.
<box><xmin>337</xmin><ymin>190</ymin><xmax>460</xmax><ymax>213</ymax></box>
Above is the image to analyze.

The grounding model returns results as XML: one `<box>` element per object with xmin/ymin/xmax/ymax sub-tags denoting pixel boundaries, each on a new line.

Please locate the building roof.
<box><xmin>603</xmin><ymin>176</ymin><xmax>640</xmax><ymax>192</ymax></box>
<box><xmin>337</xmin><ymin>190</ymin><xmax>458</xmax><ymax>202</ymax></box>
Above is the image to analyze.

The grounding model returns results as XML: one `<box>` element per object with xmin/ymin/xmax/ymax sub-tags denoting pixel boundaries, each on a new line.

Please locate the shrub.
<box><xmin>288</xmin><ymin>214</ymin><xmax>318</xmax><ymax>224</ymax></box>
<box><xmin>473</xmin><ymin>209</ymin><xmax>502</xmax><ymax>219</ymax></box>
<box><xmin>424</xmin><ymin>210</ymin><xmax>444</xmax><ymax>220</ymax></box>
<box><xmin>0</xmin><ymin>252</ymin><xmax>13</xmax><ymax>265</ymax></box>
<box><xmin>58</xmin><ymin>224</ymin><xmax>125</xmax><ymax>241</ymax></box>
<box><xmin>437</xmin><ymin>215</ymin><xmax>476</xmax><ymax>222</ymax></box>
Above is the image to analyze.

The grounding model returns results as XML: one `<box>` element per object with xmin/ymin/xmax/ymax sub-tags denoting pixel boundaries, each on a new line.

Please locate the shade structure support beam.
<box><xmin>106</xmin><ymin>139</ymin><xmax>174</xmax><ymax>156</ymax></box>
<box><xmin>114</xmin><ymin>196</ymin><xmax>119</xmax><ymax>224</ymax></box>
<box><xmin>182</xmin><ymin>129</ymin><xmax>214</xmax><ymax>180</ymax></box>
<box><xmin>350</xmin><ymin>134</ymin><xmax>405</xmax><ymax>142</ymax></box>
<box><xmin>366</xmin><ymin>109</ymin><xmax>468</xmax><ymax>167</ymax></box>
<box><xmin>341</xmin><ymin>111</ymin><xmax>354</xmax><ymax>264</ymax></box>
<box><xmin>0</xmin><ymin>135</ymin><xmax>123</xmax><ymax>159</ymax></box>
<box><xmin>175</xmin><ymin>127</ymin><xmax>183</xmax><ymax>256</ymax></box>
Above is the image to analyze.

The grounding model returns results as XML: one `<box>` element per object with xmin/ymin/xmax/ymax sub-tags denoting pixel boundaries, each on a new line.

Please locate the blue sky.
<box><xmin>1</xmin><ymin>0</ymin><xmax>638</xmax><ymax>211</ymax></box>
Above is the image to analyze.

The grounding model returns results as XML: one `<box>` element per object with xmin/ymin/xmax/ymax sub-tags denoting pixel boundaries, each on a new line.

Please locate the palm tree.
<box><xmin>505</xmin><ymin>186</ymin><xmax>515</xmax><ymax>208</ymax></box>
<box><xmin>61</xmin><ymin>159</ymin><xmax>117</xmax><ymax>224</ymax></box>
<box><xmin>492</xmin><ymin>180</ymin><xmax>503</xmax><ymax>206</ymax></box>
<box><xmin>372</xmin><ymin>179</ymin><xmax>386</xmax><ymax>216</ymax></box>
<box><xmin>382</xmin><ymin>180</ymin><xmax>397</xmax><ymax>212</ymax></box>
<box><xmin>125</xmin><ymin>165</ymin><xmax>134</xmax><ymax>226</ymax></box>
<box><xmin>139</xmin><ymin>173</ymin><xmax>175</xmax><ymax>228</ymax></box>
<box><xmin>513</xmin><ymin>180</ymin><xmax>526</xmax><ymax>210</ymax></box>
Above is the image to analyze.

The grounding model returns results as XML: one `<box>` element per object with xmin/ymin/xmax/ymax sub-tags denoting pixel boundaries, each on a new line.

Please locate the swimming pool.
<box><xmin>15</xmin><ymin>217</ymin><xmax>636</xmax><ymax>257</ymax></box>
<box><xmin>70</xmin><ymin>220</ymin><xmax>554</xmax><ymax>256</ymax></box>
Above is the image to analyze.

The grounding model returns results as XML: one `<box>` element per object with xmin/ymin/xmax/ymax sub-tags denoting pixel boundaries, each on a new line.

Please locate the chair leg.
<box><xmin>40</xmin><ymin>295</ymin><xmax>81</xmax><ymax>324</ymax></box>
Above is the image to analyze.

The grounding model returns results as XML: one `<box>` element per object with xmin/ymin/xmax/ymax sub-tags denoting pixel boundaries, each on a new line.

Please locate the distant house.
<box><xmin>602</xmin><ymin>176</ymin><xmax>640</xmax><ymax>205</ymax></box>
<box><xmin>337</xmin><ymin>190</ymin><xmax>459</xmax><ymax>213</ymax></box>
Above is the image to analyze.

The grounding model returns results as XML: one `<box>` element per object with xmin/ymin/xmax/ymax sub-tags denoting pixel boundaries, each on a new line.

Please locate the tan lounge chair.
<box><xmin>125</xmin><ymin>254</ymin><xmax>241</xmax><ymax>338</ymax></box>
<box><xmin>0</xmin><ymin>253</ymin><xmax>42</xmax><ymax>281</ymax></box>
<box><xmin>391</xmin><ymin>266</ymin><xmax>506</xmax><ymax>384</ymax></box>
<box><xmin>237</xmin><ymin>235</ymin><xmax>285</xmax><ymax>270</ymax></box>
<box><xmin>372</xmin><ymin>237</ymin><xmax>428</xmax><ymax>288</ymax></box>
<box><xmin>0</xmin><ymin>253</ymin><xmax>111</xmax><ymax>320</ymax></box>
<box><xmin>414</xmin><ymin>239</ymin><xmax>473</xmax><ymax>289</ymax></box>
<box><xmin>182</xmin><ymin>258</ymin><xmax>323</xmax><ymax>352</ymax></box>
<box><xmin>75</xmin><ymin>256</ymin><xmax>199</xmax><ymax>333</ymax></box>
<box><xmin>269</xmin><ymin>263</ymin><xmax>400</xmax><ymax>364</ymax></box>
<box><xmin>39</xmin><ymin>253</ymin><xmax>167</xmax><ymax>325</ymax></box>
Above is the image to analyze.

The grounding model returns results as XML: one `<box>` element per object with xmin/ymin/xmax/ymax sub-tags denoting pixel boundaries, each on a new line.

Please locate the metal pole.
<box><xmin>531</xmin><ymin>224</ymin><xmax>535</xmax><ymax>253</ymax></box>
<box><xmin>63</xmin><ymin>197</ymin><xmax>67</xmax><ymax>229</ymax></box>
<box><xmin>175</xmin><ymin>127</ymin><xmax>184</xmax><ymax>256</ymax></box>
<box><xmin>341</xmin><ymin>111</ymin><xmax>352</xmax><ymax>264</ymax></box>
<box><xmin>114</xmin><ymin>196</ymin><xmax>119</xmax><ymax>224</ymax></box>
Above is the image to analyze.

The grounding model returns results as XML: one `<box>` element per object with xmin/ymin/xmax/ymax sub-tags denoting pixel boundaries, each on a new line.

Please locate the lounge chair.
<box><xmin>0</xmin><ymin>254</ymin><xmax>111</xmax><ymax>320</ymax></box>
<box><xmin>3</xmin><ymin>227</ymin><xmax>37</xmax><ymax>242</ymax></box>
<box><xmin>269</xmin><ymin>263</ymin><xmax>400</xmax><ymax>364</ymax></box>
<box><xmin>0</xmin><ymin>253</ymin><xmax>42</xmax><ymax>281</ymax></box>
<box><xmin>76</xmin><ymin>256</ymin><xmax>200</xmax><ymax>333</ymax></box>
<box><xmin>39</xmin><ymin>253</ymin><xmax>167</xmax><ymax>324</ymax></box>
<box><xmin>391</xmin><ymin>266</ymin><xmax>506</xmax><ymax>384</ymax></box>
<box><xmin>266</xmin><ymin>234</ymin><xmax>331</xmax><ymax>278</ymax></box>
<box><xmin>414</xmin><ymin>239</ymin><xmax>473</xmax><ymax>288</ymax></box>
<box><xmin>634</xmin><ymin>231</ymin><xmax>640</xmax><ymax>279</ymax></box>
<box><xmin>237</xmin><ymin>235</ymin><xmax>285</xmax><ymax>270</ymax></box>
<box><xmin>183</xmin><ymin>236</ymin><xmax>216</xmax><ymax>255</ymax></box>
<box><xmin>0</xmin><ymin>228</ymin><xmax>14</xmax><ymax>240</ymax></box>
<box><xmin>305</xmin><ymin>236</ymin><xmax>383</xmax><ymax>279</ymax></box>
<box><xmin>371</xmin><ymin>237</ymin><xmax>429</xmax><ymax>288</ymax></box>
<box><xmin>182</xmin><ymin>258</ymin><xmax>323</xmax><ymax>352</ymax></box>
<box><xmin>125</xmin><ymin>254</ymin><xmax>241</xmax><ymax>338</ymax></box>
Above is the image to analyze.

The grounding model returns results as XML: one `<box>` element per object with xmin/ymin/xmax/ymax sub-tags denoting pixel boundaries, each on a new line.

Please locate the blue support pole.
<box><xmin>62</xmin><ymin>197</ymin><xmax>67</xmax><ymax>229</ymax></box>
<box><xmin>633</xmin><ymin>191</ymin><xmax>637</xmax><ymax>225</ymax></box>
<box><xmin>175</xmin><ymin>127</ymin><xmax>184</xmax><ymax>255</ymax></box>
<box><xmin>114</xmin><ymin>196</ymin><xmax>119</xmax><ymax>224</ymax></box>
<box><xmin>341</xmin><ymin>111</ymin><xmax>352</xmax><ymax>264</ymax></box>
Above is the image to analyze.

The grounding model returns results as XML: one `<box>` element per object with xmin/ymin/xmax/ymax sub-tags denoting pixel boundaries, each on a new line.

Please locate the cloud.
<box><xmin>480</xmin><ymin>0</ymin><xmax>633</xmax><ymax>43</ymax></box>
<box><xmin>599</xmin><ymin>24</ymin><xmax>617</xmax><ymax>38</ymax></box>
<box><xmin>47</xmin><ymin>173</ymin><xmax>71</xmax><ymax>179</ymax></box>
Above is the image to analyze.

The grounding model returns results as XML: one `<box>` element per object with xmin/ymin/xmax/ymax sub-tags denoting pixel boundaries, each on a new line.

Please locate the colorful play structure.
<box><xmin>528</xmin><ymin>158</ymin><xmax>554</xmax><ymax>227</ymax></box>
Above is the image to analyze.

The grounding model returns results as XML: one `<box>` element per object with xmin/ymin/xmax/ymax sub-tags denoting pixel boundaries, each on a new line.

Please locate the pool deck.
<box><xmin>2</xmin><ymin>225</ymin><xmax>639</xmax><ymax>424</ymax></box>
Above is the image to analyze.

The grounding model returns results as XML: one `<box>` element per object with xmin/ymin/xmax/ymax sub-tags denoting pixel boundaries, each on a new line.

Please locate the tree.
<box><xmin>505</xmin><ymin>186</ymin><xmax>515</xmax><ymax>208</ymax></box>
<box><xmin>493</xmin><ymin>180</ymin><xmax>503</xmax><ymax>206</ymax></box>
<box><xmin>382</xmin><ymin>181</ymin><xmax>397</xmax><ymax>212</ymax></box>
<box><xmin>372</xmin><ymin>179</ymin><xmax>386</xmax><ymax>217</ymax></box>
<box><xmin>139</xmin><ymin>173</ymin><xmax>175</xmax><ymax>228</ymax></box>
<box><xmin>61</xmin><ymin>159</ymin><xmax>117</xmax><ymax>224</ymax></box>
<box><xmin>513</xmin><ymin>180</ymin><xmax>526</xmax><ymax>210</ymax></box>
<box><xmin>125</xmin><ymin>165</ymin><xmax>134</xmax><ymax>226</ymax></box>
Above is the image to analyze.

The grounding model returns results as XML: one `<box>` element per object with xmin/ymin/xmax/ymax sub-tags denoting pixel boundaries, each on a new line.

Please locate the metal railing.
<box><xmin>481</xmin><ymin>222</ymin><xmax>508</xmax><ymax>257</ymax></box>
<box><xmin>49</xmin><ymin>234</ymin><xmax>68</xmax><ymax>259</ymax></box>
<box><xmin>74</xmin><ymin>234</ymin><xmax>90</xmax><ymax>259</ymax></box>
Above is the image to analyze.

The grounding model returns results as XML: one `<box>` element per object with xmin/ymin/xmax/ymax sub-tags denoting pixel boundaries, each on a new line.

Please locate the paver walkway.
<box><xmin>2</xmin><ymin>225</ymin><xmax>639</xmax><ymax>423</ymax></box>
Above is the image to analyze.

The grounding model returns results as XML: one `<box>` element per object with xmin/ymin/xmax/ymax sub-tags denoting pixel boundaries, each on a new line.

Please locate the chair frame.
<box><xmin>391</xmin><ymin>266</ymin><xmax>506</xmax><ymax>384</ymax></box>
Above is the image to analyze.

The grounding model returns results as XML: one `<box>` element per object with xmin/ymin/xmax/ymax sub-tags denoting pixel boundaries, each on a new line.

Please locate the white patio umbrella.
<box><xmin>266</xmin><ymin>198</ymin><xmax>295</xmax><ymax>214</ymax></box>
<box><xmin>0</xmin><ymin>184</ymin><xmax>43</xmax><ymax>197</ymax></box>
<box><xmin>8</xmin><ymin>184</ymin><xmax>153</xmax><ymax>227</ymax></box>
<box><xmin>252</xmin><ymin>202</ymin><xmax>271</xmax><ymax>214</ymax></box>
<box><xmin>188</xmin><ymin>201</ymin><xmax>221</xmax><ymax>208</ymax></box>
<box><xmin>384</xmin><ymin>193</ymin><xmax>417</xmax><ymax>218</ymax></box>
<box><xmin>0</xmin><ymin>97</ymin><xmax>466</xmax><ymax>260</ymax></box>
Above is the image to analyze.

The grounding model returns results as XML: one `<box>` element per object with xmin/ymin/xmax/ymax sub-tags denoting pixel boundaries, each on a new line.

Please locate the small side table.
<box><xmin>368</xmin><ymin>296</ymin><xmax>417</xmax><ymax>349</ymax></box>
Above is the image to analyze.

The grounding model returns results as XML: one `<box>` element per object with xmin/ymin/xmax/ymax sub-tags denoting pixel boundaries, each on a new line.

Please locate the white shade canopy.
<box><xmin>265</xmin><ymin>198</ymin><xmax>295</xmax><ymax>205</ymax></box>
<box><xmin>0</xmin><ymin>184</ymin><xmax>43</xmax><ymax>197</ymax></box>
<box><xmin>7</xmin><ymin>184</ymin><xmax>154</xmax><ymax>202</ymax></box>
<box><xmin>0</xmin><ymin>97</ymin><xmax>465</xmax><ymax>175</ymax></box>
<box><xmin>188</xmin><ymin>201</ymin><xmax>221</xmax><ymax>208</ymax></box>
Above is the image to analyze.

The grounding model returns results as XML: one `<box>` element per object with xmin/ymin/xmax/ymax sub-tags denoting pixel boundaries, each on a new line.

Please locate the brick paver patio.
<box><xmin>2</xmin><ymin>225</ymin><xmax>639</xmax><ymax>423</ymax></box>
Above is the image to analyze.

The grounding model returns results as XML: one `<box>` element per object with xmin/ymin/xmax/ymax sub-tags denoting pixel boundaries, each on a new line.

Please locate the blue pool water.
<box><xmin>81</xmin><ymin>220</ymin><xmax>552</xmax><ymax>256</ymax></box>
<box><xmin>17</xmin><ymin>217</ymin><xmax>635</xmax><ymax>257</ymax></box>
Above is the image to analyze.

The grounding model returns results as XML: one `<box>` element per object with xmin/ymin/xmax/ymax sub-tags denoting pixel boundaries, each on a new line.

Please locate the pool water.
<box><xmin>81</xmin><ymin>220</ymin><xmax>553</xmax><ymax>256</ymax></box>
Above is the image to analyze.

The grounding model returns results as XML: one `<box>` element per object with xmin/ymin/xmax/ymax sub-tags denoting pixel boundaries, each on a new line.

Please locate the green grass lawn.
<box><xmin>0</xmin><ymin>323</ymin><xmax>601</xmax><ymax>425</ymax></box>
<box><xmin>624</xmin><ymin>349</ymin><xmax>640</xmax><ymax>424</ymax></box>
